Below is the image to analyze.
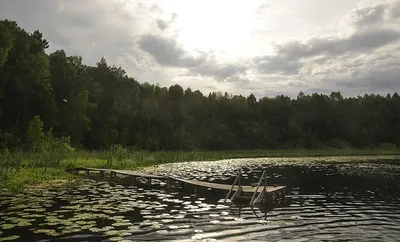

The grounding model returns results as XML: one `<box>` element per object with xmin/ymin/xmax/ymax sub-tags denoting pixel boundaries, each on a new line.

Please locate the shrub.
<box><xmin>26</xmin><ymin>116</ymin><xmax>45</xmax><ymax>152</ymax></box>
<box><xmin>41</xmin><ymin>131</ymin><xmax>74</xmax><ymax>167</ymax></box>
<box><xmin>0</xmin><ymin>148</ymin><xmax>22</xmax><ymax>169</ymax></box>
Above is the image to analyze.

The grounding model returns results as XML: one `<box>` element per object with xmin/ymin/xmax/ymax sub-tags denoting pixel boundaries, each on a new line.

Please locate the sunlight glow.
<box><xmin>162</xmin><ymin>1</ymin><xmax>261</xmax><ymax>57</ymax></box>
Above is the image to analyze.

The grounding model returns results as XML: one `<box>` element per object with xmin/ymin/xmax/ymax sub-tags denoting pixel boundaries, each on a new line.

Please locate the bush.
<box><xmin>41</xmin><ymin>131</ymin><xmax>74</xmax><ymax>167</ymax></box>
<box><xmin>110</xmin><ymin>144</ymin><xmax>127</xmax><ymax>161</ymax></box>
<box><xmin>26</xmin><ymin>116</ymin><xmax>45</xmax><ymax>152</ymax></box>
<box><xmin>0</xmin><ymin>148</ymin><xmax>22</xmax><ymax>169</ymax></box>
<box><xmin>106</xmin><ymin>144</ymin><xmax>128</xmax><ymax>168</ymax></box>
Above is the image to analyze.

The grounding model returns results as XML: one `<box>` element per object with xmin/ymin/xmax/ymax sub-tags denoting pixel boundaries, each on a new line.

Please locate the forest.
<box><xmin>1</xmin><ymin>19</ymin><xmax>400</xmax><ymax>153</ymax></box>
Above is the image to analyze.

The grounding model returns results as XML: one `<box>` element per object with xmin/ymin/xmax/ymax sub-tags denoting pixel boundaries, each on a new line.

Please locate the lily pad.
<box><xmin>1</xmin><ymin>224</ymin><xmax>15</xmax><ymax>230</ymax></box>
<box><xmin>104</xmin><ymin>230</ymin><xmax>120</xmax><ymax>236</ymax></box>
<box><xmin>127</xmin><ymin>225</ymin><xmax>140</xmax><ymax>231</ymax></box>
<box><xmin>112</xmin><ymin>222</ymin><xmax>132</xmax><ymax>227</ymax></box>
<box><xmin>108</xmin><ymin>237</ymin><xmax>124</xmax><ymax>241</ymax></box>
<box><xmin>16</xmin><ymin>221</ymin><xmax>32</xmax><ymax>227</ymax></box>
<box><xmin>0</xmin><ymin>235</ymin><xmax>20</xmax><ymax>241</ymax></box>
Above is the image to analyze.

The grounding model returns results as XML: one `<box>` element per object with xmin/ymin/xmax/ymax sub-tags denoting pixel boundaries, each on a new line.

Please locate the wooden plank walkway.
<box><xmin>74</xmin><ymin>167</ymin><xmax>287</xmax><ymax>204</ymax></box>
<box><xmin>173</xmin><ymin>177</ymin><xmax>286</xmax><ymax>193</ymax></box>
<box><xmin>76</xmin><ymin>167</ymin><xmax>167</xmax><ymax>180</ymax></box>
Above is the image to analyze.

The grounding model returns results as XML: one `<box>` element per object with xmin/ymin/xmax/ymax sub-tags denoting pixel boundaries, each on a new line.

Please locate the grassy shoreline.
<box><xmin>1</xmin><ymin>148</ymin><xmax>400</xmax><ymax>193</ymax></box>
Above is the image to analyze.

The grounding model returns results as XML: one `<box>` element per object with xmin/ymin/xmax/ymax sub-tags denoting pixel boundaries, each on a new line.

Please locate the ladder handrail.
<box><xmin>224</xmin><ymin>170</ymin><xmax>241</xmax><ymax>203</ymax></box>
<box><xmin>249</xmin><ymin>170</ymin><xmax>266</xmax><ymax>205</ymax></box>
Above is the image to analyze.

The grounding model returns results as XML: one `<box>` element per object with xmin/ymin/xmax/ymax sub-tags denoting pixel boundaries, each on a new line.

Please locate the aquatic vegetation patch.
<box><xmin>0</xmin><ymin>235</ymin><xmax>20</xmax><ymax>241</ymax></box>
<box><xmin>108</xmin><ymin>237</ymin><xmax>124</xmax><ymax>241</ymax></box>
<box><xmin>0</xmin><ymin>224</ymin><xmax>14</xmax><ymax>230</ymax></box>
<box><xmin>33</xmin><ymin>229</ymin><xmax>61</xmax><ymax>237</ymax></box>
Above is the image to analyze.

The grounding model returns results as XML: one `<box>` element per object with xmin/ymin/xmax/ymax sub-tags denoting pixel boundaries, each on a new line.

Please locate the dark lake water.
<box><xmin>1</xmin><ymin>156</ymin><xmax>400</xmax><ymax>241</ymax></box>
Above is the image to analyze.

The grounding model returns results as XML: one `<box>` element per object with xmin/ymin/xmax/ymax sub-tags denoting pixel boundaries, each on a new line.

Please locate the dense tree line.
<box><xmin>1</xmin><ymin>20</ymin><xmax>399</xmax><ymax>151</ymax></box>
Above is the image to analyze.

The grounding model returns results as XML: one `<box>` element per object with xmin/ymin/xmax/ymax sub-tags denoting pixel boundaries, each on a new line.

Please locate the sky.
<box><xmin>1</xmin><ymin>0</ymin><xmax>400</xmax><ymax>98</ymax></box>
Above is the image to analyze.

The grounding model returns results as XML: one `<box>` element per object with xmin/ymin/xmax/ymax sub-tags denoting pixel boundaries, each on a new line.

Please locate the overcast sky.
<box><xmin>1</xmin><ymin>0</ymin><xmax>400</xmax><ymax>98</ymax></box>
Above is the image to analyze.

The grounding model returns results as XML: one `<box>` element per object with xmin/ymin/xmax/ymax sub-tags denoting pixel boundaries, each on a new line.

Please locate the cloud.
<box><xmin>346</xmin><ymin>3</ymin><xmax>386</xmax><ymax>29</ymax></box>
<box><xmin>156</xmin><ymin>19</ymin><xmax>169</xmax><ymax>31</ymax></box>
<box><xmin>252</xmin><ymin>0</ymin><xmax>400</xmax><ymax>97</ymax></box>
<box><xmin>388</xmin><ymin>0</ymin><xmax>400</xmax><ymax>18</ymax></box>
<box><xmin>0</xmin><ymin>0</ymin><xmax>161</xmax><ymax>55</ymax></box>
<box><xmin>190</xmin><ymin>61</ymin><xmax>248</xmax><ymax>80</ymax></box>
<box><xmin>156</xmin><ymin>13</ymin><xmax>177</xmax><ymax>31</ymax></box>
<box><xmin>137</xmin><ymin>34</ymin><xmax>205</xmax><ymax>68</ymax></box>
<box><xmin>254</xmin><ymin>55</ymin><xmax>302</xmax><ymax>75</ymax></box>
<box><xmin>330</xmin><ymin>51</ymin><xmax>400</xmax><ymax>90</ymax></box>
<box><xmin>255</xmin><ymin>28</ymin><xmax>400</xmax><ymax>75</ymax></box>
<box><xmin>138</xmin><ymin>34</ymin><xmax>249</xmax><ymax>82</ymax></box>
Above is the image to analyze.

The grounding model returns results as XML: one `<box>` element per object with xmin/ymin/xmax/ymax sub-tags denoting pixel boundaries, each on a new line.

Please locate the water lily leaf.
<box><xmin>112</xmin><ymin>222</ymin><xmax>132</xmax><ymax>227</ymax></box>
<box><xmin>1</xmin><ymin>224</ymin><xmax>15</xmax><ymax>230</ymax></box>
<box><xmin>108</xmin><ymin>237</ymin><xmax>123</xmax><ymax>241</ymax></box>
<box><xmin>16</xmin><ymin>221</ymin><xmax>31</xmax><ymax>227</ymax></box>
<box><xmin>0</xmin><ymin>235</ymin><xmax>20</xmax><ymax>241</ymax></box>
<box><xmin>104</xmin><ymin>230</ymin><xmax>119</xmax><ymax>236</ymax></box>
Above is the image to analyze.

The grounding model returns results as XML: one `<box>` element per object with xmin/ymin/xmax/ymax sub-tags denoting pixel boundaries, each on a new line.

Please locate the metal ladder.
<box><xmin>224</xmin><ymin>169</ymin><xmax>268</xmax><ymax>206</ymax></box>
<box><xmin>249</xmin><ymin>170</ymin><xmax>267</xmax><ymax>206</ymax></box>
<box><xmin>224</xmin><ymin>170</ymin><xmax>243</xmax><ymax>203</ymax></box>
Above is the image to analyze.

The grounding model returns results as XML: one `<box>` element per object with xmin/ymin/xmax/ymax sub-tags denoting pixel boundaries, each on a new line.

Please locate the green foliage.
<box><xmin>40</xmin><ymin>132</ymin><xmax>74</xmax><ymax>167</ymax></box>
<box><xmin>106</xmin><ymin>144</ymin><xmax>128</xmax><ymax>167</ymax></box>
<box><xmin>1</xmin><ymin>168</ymin><xmax>72</xmax><ymax>193</ymax></box>
<box><xmin>26</xmin><ymin>116</ymin><xmax>45</xmax><ymax>152</ymax></box>
<box><xmin>0</xmin><ymin>21</ymin><xmax>13</xmax><ymax>67</ymax></box>
<box><xmin>110</xmin><ymin>144</ymin><xmax>128</xmax><ymax>161</ymax></box>
<box><xmin>0</xmin><ymin>19</ymin><xmax>400</xmax><ymax>154</ymax></box>
<box><xmin>0</xmin><ymin>148</ymin><xmax>22</xmax><ymax>169</ymax></box>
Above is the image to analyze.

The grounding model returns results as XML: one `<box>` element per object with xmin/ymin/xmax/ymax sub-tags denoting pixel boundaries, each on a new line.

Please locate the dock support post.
<box><xmin>86</xmin><ymin>170</ymin><xmax>89</xmax><ymax>177</ymax></box>
<box><xmin>147</xmin><ymin>178</ymin><xmax>151</xmax><ymax>186</ymax></box>
<box><xmin>100</xmin><ymin>171</ymin><xmax>105</xmax><ymax>177</ymax></box>
<box><xmin>166</xmin><ymin>178</ymin><xmax>172</xmax><ymax>189</ymax></box>
<box><xmin>110</xmin><ymin>171</ymin><xmax>115</xmax><ymax>178</ymax></box>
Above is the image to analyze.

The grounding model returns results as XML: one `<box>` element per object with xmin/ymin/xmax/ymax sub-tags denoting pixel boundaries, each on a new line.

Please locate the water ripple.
<box><xmin>1</xmin><ymin>156</ymin><xmax>400</xmax><ymax>241</ymax></box>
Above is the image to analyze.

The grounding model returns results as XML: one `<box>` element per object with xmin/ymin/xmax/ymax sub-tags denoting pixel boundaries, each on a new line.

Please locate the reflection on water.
<box><xmin>1</xmin><ymin>156</ymin><xmax>400</xmax><ymax>241</ymax></box>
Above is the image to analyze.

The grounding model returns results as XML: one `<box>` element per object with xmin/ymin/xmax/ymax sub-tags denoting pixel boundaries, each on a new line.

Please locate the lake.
<box><xmin>1</xmin><ymin>156</ymin><xmax>400</xmax><ymax>241</ymax></box>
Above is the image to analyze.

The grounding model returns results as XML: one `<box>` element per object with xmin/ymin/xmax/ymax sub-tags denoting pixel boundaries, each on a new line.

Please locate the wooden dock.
<box><xmin>74</xmin><ymin>167</ymin><xmax>286</xmax><ymax>205</ymax></box>
<box><xmin>173</xmin><ymin>177</ymin><xmax>285</xmax><ymax>193</ymax></box>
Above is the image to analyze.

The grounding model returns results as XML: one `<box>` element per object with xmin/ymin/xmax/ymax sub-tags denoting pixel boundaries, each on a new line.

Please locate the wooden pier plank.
<box><xmin>81</xmin><ymin>168</ymin><xmax>165</xmax><ymax>180</ymax></box>
<box><xmin>77</xmin><ymin>168</ymin><xmax>286</xmax><ymax>194</ymax></box>
<box><xmin>173</xmin><ymin>177</ymin><xmax>285</xmax><ymax>193</ymax></box>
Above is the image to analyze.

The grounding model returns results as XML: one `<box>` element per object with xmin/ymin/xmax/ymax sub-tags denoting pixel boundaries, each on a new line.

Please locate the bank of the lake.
<box><xmin>1</xmin><ymin>147</ymin><xmax>400</xmax><ymax>192</ymax></box>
